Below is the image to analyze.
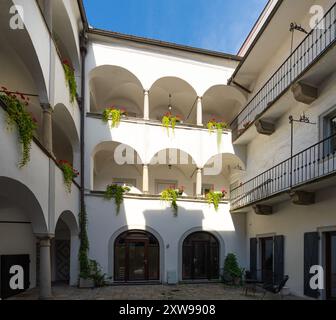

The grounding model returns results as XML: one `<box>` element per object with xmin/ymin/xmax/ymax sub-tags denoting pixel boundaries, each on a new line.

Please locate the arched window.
<box><xmin>114</xmin><ymin>230</ymin><xmax>159</xmax><ymax>282</ymax></box>
<box><xmin>182</xmin><ymin>232</ymin><xmax>219</xmax><ymax>280</ymax></box>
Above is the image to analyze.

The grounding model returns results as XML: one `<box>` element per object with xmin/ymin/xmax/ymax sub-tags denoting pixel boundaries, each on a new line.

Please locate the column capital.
<box><xmin>144</xmin><ymin>89</ymin><xmax>149</xmax><ymax>95</ymax></box>
<box><xmin>197</xmin><ymin>96</ymin><xmax>203</xmax><ymax>100</ymax></box>
<box><xmin>41</xmin><ymin>103</ymin><xmax>53</xmax><ymax>113</ymax></box>
<box><xmin>35</xmin><ymin>233</ymin><xmax>54</xmax><ymax>243</ymax></box>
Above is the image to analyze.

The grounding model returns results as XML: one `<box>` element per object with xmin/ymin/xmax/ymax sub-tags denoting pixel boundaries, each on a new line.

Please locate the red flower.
<box><xmin>1</xmin><ymin>86</ymin><xmax>8</xmax><ymax>91</ymax></box>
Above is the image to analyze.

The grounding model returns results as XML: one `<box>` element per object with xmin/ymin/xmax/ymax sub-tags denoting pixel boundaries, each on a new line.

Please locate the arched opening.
<box><xmin>52</xmin><ymin>104</ymin><xmax>80</xmax><ymax>167</ymax></box>
<box><xmin>52</xmin><ymin>211</ymin><xmax>79</xmax><ymax>285</ymax></box>
<box><xmin>150</xmin><ymin>77</ymin><xmax>197</xmax><ymax>125</ymax></box>
<box><xmin>92</xmin><ymin>141</ymin><xmax>143</xmax><ymax>192</ymax></box>
<box><xmin>148</xmin><ymin>148</ymin><xmax>197</xmax><ymax>196</ymax></box>
<box><xmin>182</xmin><ymin>232</ymin><xmax>219</xmax><ymax>280</ymax></box>
<box><xmin>0</xmin><ymin>176</ymin><xmax>47</xmax><ymax>296</ymax></box>
<box><xmin>114</xmin><ymin>230</ymin><xmax>160</xmax><ymax>282</ymax></box>
<box><xmin>89</xmin><ymin>65</ymin><xmax>144</xmax><ymax>117</ymax></box>
<box><xmin>202</xmin><ymin>85</ymin><xmax>246</xmax><ymax>126</ymax></box>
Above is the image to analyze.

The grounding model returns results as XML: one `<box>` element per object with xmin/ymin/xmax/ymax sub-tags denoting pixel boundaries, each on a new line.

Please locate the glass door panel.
<box><xmin>128</xmin><ymin>241</ymin><xmax>146</xmax><ymax>281</ymax></box>
<box><xmin>193</xmin><ymin>242</ymin><xmax>207</xmax><ymax>279</ymax></box>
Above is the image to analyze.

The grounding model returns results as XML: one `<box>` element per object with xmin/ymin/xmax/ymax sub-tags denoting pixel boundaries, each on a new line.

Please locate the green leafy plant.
<box><xmin>87</xmin><ymin>259</ymin><xmax>110</xmax><ymax>287</ymax></box>
<box><xmin>161</xmin><ymin>112</ymin><xmax>181</xmax><ymax>135</ymax></box>
<box><xmin>102</xmin><ymin>107</ymin><xmax>127</xmax><ymax>128</ymax></box>
<box><xmin>62</xmin><ymin>60</ymin><xmax>77</xmax><ymax>103</ymax></box>
<box><xmin>1</xmin><ymin>87</ymin><xmax>37</xmax><ymax>167</ymax></box>
<box><xmin>207</xmin><ymin>118</ymin><xmax>229</xmax><ymax>146</ymax></box>
<box><xmin>104</xmin><ymin>184</ymin><xmax>130</xmax><ymax>214</ymax></box>
<box><xmin>223</xmin><ymin>253</ymin><xmax>245</xmax><ymax>286</ymax></box>
<box><xmin>59</xmin><ymin>160</ymin><xmax>79</xmax><ymax>193</ymax></box>
<box><xmin>78</xmin><ymin>206</ymin><xmax>90</xmax><ymax>279</ymax></box>
<box><xmin>160</xmin><ymin>187</ymin><xmax>182</xmax><ymax>216</ymax></box>
<box><xmin>206</xmin><ymin>189</ymin><xmax>227</xmax><ymax>211</ymax></box>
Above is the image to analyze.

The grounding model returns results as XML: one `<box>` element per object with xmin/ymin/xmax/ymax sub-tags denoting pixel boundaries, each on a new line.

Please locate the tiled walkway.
<box><xmin>10</xmin><ymin>283</ymin><xmax>303</xmax><ymax>300</ymax></box>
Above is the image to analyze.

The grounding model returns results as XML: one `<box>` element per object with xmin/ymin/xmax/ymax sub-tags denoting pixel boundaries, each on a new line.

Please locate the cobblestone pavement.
<box><xmin>10</xmin><ymin>283</ymin><xmax>304</xmax><ymax>300</ymax></box>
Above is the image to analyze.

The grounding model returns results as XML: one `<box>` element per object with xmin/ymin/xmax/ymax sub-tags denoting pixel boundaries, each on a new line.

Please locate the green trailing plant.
<box><xmin>161</xmin><ymin>112</ymin><xmax>181</xmax><ymax>135</ymax></box>
<box><xmin>1</xmin><ymin>87</ymin><xmax>37</xmax><ymax>167</ymax></box>
<box><xmin>58</xmin><ymin>160</ymin><xmax>79</xmax><ymax>193</ymax></box>
<box><xmin>207</xmin><ymin>118</ymin><xmax>229</xmax><ymax>146</ymax></box>
<box><xmin>78</xmin><ymin>206</ymin><xmax>90</xmax><ymax>279</ymax></box>
<box><xmin>223</xmin><ymin>253</ymin><xmax>245</xmax><ymax>286</ymax></box>
<box><xmin>206</xmin><ymin>189</ymin><xmax>227</xmax><ymax>211</ymax></box>
<box><xmin>104</xmin><ymin>184</ymin><xmax>130</xmax><ymax>214</ymax></box>
<box><xmin>102</xmin><ymin>107</ymin><xmax>127</xmax><ymax>128</ymax></box>
<box><xmin>62</xmin><ymin>60</ymin><xmax>77</xmax><ymax>103</ymax></box>
<box><xmin>160</xmin><ymin>187</ymin><xmax>182</xmax><ymax>216</ymax></box>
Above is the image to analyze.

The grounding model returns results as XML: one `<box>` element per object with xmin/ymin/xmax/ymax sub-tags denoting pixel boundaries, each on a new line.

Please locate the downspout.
<box><xmin>79</xmin><ymin>31</ymin><xmax>88</xmax><ymax>215</ymax></box>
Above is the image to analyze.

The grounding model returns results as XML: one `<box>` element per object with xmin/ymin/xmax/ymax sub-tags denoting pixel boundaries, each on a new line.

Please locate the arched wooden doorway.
<box><xmin>182</xmin><ymin>232</ymin><xmax>219</xmax><ymax>280</ymax></box>
<box><xmin>114</xmin><ymin>230</ymin><xmax>160</xmax><ymax>282</ymax></box>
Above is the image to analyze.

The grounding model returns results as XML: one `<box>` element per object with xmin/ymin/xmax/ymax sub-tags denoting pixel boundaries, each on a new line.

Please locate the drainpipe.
<box><xmin>79</xmin><ymin>31</ymin><xmax>88</xmax><ymax>213</ymax></box>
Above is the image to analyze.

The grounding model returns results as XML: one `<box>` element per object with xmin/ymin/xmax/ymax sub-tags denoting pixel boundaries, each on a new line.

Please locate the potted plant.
<box><xmin>62</xmin><ymin>59</ymin><xmax>77</xmax><ymax>103</ymax></box>
<box><xmin>0</xmin><ymin>87</ymin><xmax>37</xmax><ymax>167</ymax></box>
<box><xmin>161</xmin><ymin>112</ymin><xmax>182</xmax><ymax>134</ymax></box>
<box><xmin>79</xmin><ymin>259</ymin><xmax>110</xmax><ymax>288</ymax></box>
<box><xmin>102</xmin><ymin>106</ymin><xmax>127</xmax><ymax>128</ymax></box>
<box><xmin>160</xmin><ymin>186</ymin><xmax>182</xmax><ymax>216</ymax></box>
<box><xmin>178</xmin><ymin>186</ymin><xmax>184</xmax><ymax>196</ymax></box>
<box><xmin>223</xmin><ymin>253</ymin><xmax>245</xmax><ymax>286</ymax></box>
<box><xmin>207</xmin><ymin>118</ymin><xmax>229</xmax><ymax>145</ymax></box>
<box><xmin>206</xmin><ymin>188</ymin><xmax>227</xmax><ymax>211</ymax></box>
<box><xmin>104</xmin><ymin>184</ymin><xmax>130</xmax><ymax>214</ymax></box>
<box><xmin>58</xmin><ymin>160</ymin><xmax>79</xmax><ymax>193</ymax></box>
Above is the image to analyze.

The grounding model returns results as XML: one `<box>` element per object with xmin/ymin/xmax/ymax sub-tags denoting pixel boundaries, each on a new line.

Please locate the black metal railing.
<box><xmin>230</xmin><ymin>134</ymin><xmax>336</xmax><ymax>210</ymax></box>
<box><xmin>231</xmin><ymin>3</ymin><xmax>336</xmax><ymax>141</ymax></box>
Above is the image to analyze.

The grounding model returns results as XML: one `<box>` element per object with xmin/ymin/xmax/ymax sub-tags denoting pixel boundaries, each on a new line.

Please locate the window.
<box><xmin>193</xmin><ymin>183</ymin><xmax>214</xmax><ymax>196</ymax></box>
<box><xmin>323</xmin><ymin>109</ymin><xmax>336</xmax><ymax>154</ymax></box>
<box><xmin>155</xmin><ymin>180</ymin><xmax>177</xmax><ymax>194</ymax></box>
<box><xmin>112</xmin><ymin>178</ymin><xmax>136</xmax><ymax>188</ymax></box>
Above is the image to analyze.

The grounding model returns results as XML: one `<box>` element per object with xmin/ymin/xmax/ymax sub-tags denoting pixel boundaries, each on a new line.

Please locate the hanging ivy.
<box><xmin>206</xmin><ymin>189</ymin><xmax>227</xmax><ymax>211</ymax></box>
<box><xmin>1</xmin><ymin>87</ymin><xmax>37</xmax><ymax>167</ymax></box>
<box><xmin>207</xmin><ymin>119</ymin><xmax>229</xmax><ymax>146</ymax></box>
<box><xmin>161</xmin><ymin>112</ymin><xmax>181</xmax><ymax>135</ymax></box>
<box><xmin>78</xmin><ymin>205</ymin><xmax>90</xmax><ymax>279</ymax></box>
<box><xmin>104</xmin><ymin>184</ymin><xmax>130</xmax><ymax>214</ymax></box>
<box><xmin>58</xmin><ymin>160</ymin><xmax>79</xmax><ymax>193</ymax></box>
<box><xmin>62</xmin><ymin>60</ymin><xmax>77</xmax><ymax>103</ymax></box>
<box><xmin>160</xmin><ymin>187</ymin><xmax>183</xmax><ymax>217</ymax></box>
<box><xmin>102</xmin><ymin>107</ymin><xmax>127</xmax><ymax>128</ymax></box>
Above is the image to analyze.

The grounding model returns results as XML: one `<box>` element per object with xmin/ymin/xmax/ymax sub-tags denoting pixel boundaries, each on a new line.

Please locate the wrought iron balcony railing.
<box><xmin>231</xmin><ymin>3</ymin><xmax>336</xmax><ymax>141</ymax></box>
<box><xmin>230</xmin><ymin>133</ymin><xmax>336</xmax><ymax>210</ymax></box>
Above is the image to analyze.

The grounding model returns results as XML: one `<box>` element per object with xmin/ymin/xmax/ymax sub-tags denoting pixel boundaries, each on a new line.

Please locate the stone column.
<box><xmin>41</xmin><ymin>103</ymin><xmax>53</xmax><ymax>154</ymax></box>
<box><xmin>38</xmin><ymin>237</ymin><xmax>52</xmax><ymax>300</ymax></box>
<box><xmin>196</xmin><ymin>97</ymin><xmax>203</xmax><ymax>126</ymax></box>
<box><xmin>196</xmin><ymin>168</ymin><xmax>203</xmax><ymax>197</ymax></box>
<box><xmin>144</xmin><ymin>90</ymin><xmax>149</xmax><ymax>120</ymax></box>
<box><xmin>143</xmin><ymin>164</ymin><xmax>149</xmax><ymax>194</ymax></box>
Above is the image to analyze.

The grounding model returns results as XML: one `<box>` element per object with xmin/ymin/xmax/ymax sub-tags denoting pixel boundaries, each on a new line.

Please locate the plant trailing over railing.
<box><xmin>102</xmin><ymin>107</ymin><xmax>127</xmax><ymax>128</ymax></box>
<box><xmin>206</xmin><ymin>189</ymin><xmax>227</xmax><ymax>211</ymax></box>
<box><xmin>62</xmin><ymin>60</ymin><xmax>77</xmax><ymax>103</ymax></box>
<box><xmin>104</xmin><ymin>184</ymin><xmax>130</xmax><ymax>214</ymax></box>
<box><xmin>58</xmin><ymin>160</ymin><xmax>79</xmax><ymax>193</ymax></box>
<box><xmin>160</xmin><ymin>186</ymin><xmax>183</xmax><ymax>216</ymax></box>
<box><xmin>1</xmin><ymin>87</ymin><xmax>37</xmax><ymax>167</ymax></box>
<box><xmin>162</xmin><ymin>112</ymin><xmax>181</xmax><ymax>135</ymax></box>
<box><xmin>78</xmin><ymin>205</ymin><xmax>90</xmax><ymax>279</ymax></box>
<box><xmin>207</xmin><ymin>118</ymin><xmax>229</xmax><ymax>146</ymax></box>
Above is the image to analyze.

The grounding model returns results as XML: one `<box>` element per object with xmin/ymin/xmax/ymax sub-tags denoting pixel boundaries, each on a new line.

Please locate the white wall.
<box><xmin>246</xmin><ymin>185</ymin><xmax>336</xmax><ymax>297</ymax></box>
<box><xmin>86</xmin><ymin>194</ymin><xmax>247</xmax><ymax>283</ymax></box>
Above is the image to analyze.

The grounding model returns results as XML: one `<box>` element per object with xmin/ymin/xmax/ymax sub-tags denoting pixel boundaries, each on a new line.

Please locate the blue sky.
<box><xmin>83</xmin><ymin>0</ymin><xmax>268</xmax><ymax>54</ymax></box>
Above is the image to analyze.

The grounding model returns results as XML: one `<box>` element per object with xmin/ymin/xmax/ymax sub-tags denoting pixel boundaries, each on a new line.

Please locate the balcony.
<box><xmin>230</xmin><ymin>134</ymin><xmax>336</xmax><ymax>211</ymax></box>
<box><xmin>231</xmin><ymin>3</ymin><xmax>336</xmax><ymax>143</ymax></box>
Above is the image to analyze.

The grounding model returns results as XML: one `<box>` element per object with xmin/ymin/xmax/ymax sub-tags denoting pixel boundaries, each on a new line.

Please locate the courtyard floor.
<box><xmin>9</xmin><ymin>283</ymin><xmax>304</xmax><ymax>300</ymax></box>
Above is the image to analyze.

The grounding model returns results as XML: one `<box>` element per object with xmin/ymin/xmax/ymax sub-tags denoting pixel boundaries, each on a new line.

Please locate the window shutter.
<box><xmin>250</xmin><ymin>238</ymin><xmax>258</xmax><ymax>279</ymax></box>
<box><xmin>274</xmin><ymin>235</ymin><xmax>285</xmax><ymax>283</ymax></box>
<box><xmin>304</xmin><ymin>232</ymin><xmax>319</xmax><ymax>298</ymax></box>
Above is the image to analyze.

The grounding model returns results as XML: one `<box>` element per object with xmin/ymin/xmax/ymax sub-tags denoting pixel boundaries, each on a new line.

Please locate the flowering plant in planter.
<box><xmin>62</xmin><ymin>60</ymin><xmax>77</xmax><ymax>103</ymax></box>
<box><xmin>58</xmin><ymin>160</ymin><xmax>79</xmax><ymax>193</ymax></box>
<box><xmin>160</xmin><ymin>186</ymin><xmax>183</xmax><ymax>216</ymax></box>
<box><xmin>206</xmin><ymin>188</ymin><xmax>227</xmax><ymax>211</ymax></box>
<box><xmin>104</xmin><ymin>184</ymin><xmax>130</xmax><ymax>215</ymax></box>
<box><xmin>207</xmin><ymin>118</ymin><xmax>229</xmax><ymax>145</ymax></box>
<box><xmin>102</xmin><ymin>107</ymin><xmax>127</xmax><ymax>128</ymax></box>
<box><xmin>161</xmin><ymin>112</ymin><xmax>181</xmax><ymax>134</ymax></box>
<box><xmin>0</xmin><ymin>87</ymin><xmax>37</xmax><ymax>167</ymax></box>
